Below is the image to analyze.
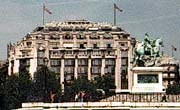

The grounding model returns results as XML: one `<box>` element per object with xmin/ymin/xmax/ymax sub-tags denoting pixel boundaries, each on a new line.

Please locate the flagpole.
<box><xmin>172</xmin><ymin>48</ymin><xmax>174</xmax><ymax>57</ymax></box>
<box><xmin>43</xmin><ymin>3</ymin><xmax>45</xmax><ymax>25</ymax></box>
<box><xmin>114</xmin><ymin>3</ymin><xmax>116</xmax><ymax>26</ymax></box>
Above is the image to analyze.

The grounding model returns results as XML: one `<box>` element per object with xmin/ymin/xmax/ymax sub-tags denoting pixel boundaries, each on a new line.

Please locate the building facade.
<box><xmin>8</xmin><ymin>20</ymin><xmax>135</xmax><ymax>93</ymax></box>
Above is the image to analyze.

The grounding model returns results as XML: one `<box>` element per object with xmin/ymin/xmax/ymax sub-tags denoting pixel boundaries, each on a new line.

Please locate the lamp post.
<box><xmin>44</xmin><ymin>57</ymin><xmax>49</xmax><ymax>102</ymax></box>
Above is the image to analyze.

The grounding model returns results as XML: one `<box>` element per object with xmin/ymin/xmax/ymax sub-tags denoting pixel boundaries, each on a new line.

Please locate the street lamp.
<box><xmin>44</xmin><ymin>57</ymin><xmax>49</xmax><ymax>102</ymax></box>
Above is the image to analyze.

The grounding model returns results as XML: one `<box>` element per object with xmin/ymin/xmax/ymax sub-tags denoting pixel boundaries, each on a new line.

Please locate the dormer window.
<box><xmin>90</xmin><ymin>34</ymin><xmax>100</xmax><ymax>39</ymax></box>
<box><xmin>93</xmin><ymin>43</ymin><xmax>99</xmax><ymax>49</ymax></box>
<box><xmin>79</xmin><ymin>44</ymin><xmax>85</xmax><ymax>49</ymax></box>
<box><xmin>77</xmin><ymin>34</ymin><xmax>85</xmax><ymax>39</ymax></box>
<box><xmin>64</xmin><ymin>34</ymin><xmax>72</xmax><ymax>39</ymax></box>
<box><xmin>104</xmin><ymin>33</ymin><xmax>112</xmax><ymax>39</ymax></box>
<box><xmin>106</xmin><ymin>43</ymin><xmax>112</xmax><ymax>48</ymax></box>
<box><xmin>26</xmin><ymin>42</ymin><xmax>32</xmax><ymax>48</ymax></box>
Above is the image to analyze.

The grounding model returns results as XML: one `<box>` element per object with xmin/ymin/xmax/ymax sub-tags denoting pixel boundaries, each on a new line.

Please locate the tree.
<box><xmin>94</xmin><ymin>74</ymin><xmax>116</xmax><ymax>96</ymax></box>
<box><xmin>0</xmin><ymin>62</ymin><xmax>8</xmax><ymax>110</ymax></box>
<box><xmin>166</xmin><ymin>82</ymin><xmax>180</xmax><ymax>94</ymax></box>
<box><xmin>30</xmin><ymin>66</ymin><xmax>61</xmax><ymax>102</ymax></box>
<box><xmin>64</xmin><ymin>77</ymin><xmax>96</xmax><ymax>102</ymax></box>
<box><xmin>18</xmin><ymin>65</ymin><xmax>32</xmax><ymax>103</ymax></box>
<box><xmin>4</xmin><ymin>74</ymin><xmax>20</xmax><ymax>109</ymax></box>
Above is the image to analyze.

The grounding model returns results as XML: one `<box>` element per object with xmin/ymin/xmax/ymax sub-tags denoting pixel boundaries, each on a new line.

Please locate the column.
<box><xmin>60</xmin><ymin>59</ymin><xmax>65</xmax><ymax>93</ymax></box>
<box><xmin>101</xmin><ymin>58</ymin><xmax>105</xmax><ymax>76</ymax></box>
<box><xmin>30</xmin><ymin>58</ymin><xmax>37</xmax><ymax>79</ymax></box>
<box><xmin>88</xmin><ymin>58</ymin><xmax>91</xmax><ymax>80</ymax></box>
<box><xmin>14</xmin><ymin>59</ymin><xmax>19</xmax><ymax>73</ymax></box>
<box><xmin>74</xmin><ymin>58</ymin><xmax>78</xmax><ymax>79</ymax></box>
<box><xmin>128</xmin><ymin>40</ymin><xmax>133</xmax><ymax>92</ymax></box>
<box><xmin>115</xmin><ymin>49</ymin><xmax>121</xmax><ymax>93</ymax></box>
<box><xmin>8</xmin><ymin>60</ymin><xmax>12</xmax><ymax>75</ymax></box>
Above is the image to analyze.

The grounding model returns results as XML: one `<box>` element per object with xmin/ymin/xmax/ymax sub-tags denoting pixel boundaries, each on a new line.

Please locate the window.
<box><xmin>49</xmin><ymin>42</ymin><xmax>60</xmax><ymax>49</ymax></box>
<box><xmin>90</xmin><ymin>33</ymin><xmax>100</xmax><ymax>39</ymax></box>
<box><xmin>50</xmin><ymin>59</ymin><xmax>61</xmax><ymax>66</ymax></box>
<box><xmin>105</xmin><ymin>59</ymin><xmax>115</xmax><ymax>65</ymax></box>
<box><xmin>92</xmin><ymin>59</ymin><xmax>101</xmax><ymax>66</ymax></box>
<box><xmin>106</xmin><ymin>43</ymin><xmax>112</xmax><ymax>48</ymax></box>
<box><xmin>121</xmin><ymin>51</ymin><xmax>128</xmax><ymax>57</ymax></box>
<box><xmin>105</xmin><ymin>66</ymin><xmax>115</xmax><ymax>74</ymax></box>
<box><xmin>77</xmin><ymin>34</ymin><xmax>86</xmax><ymax>39</ymax></box>
<box><xmin>26</xmin><ymin>42</ymin><xmax>32</xmax><ymax>47</ymax></box>
<box><xmin>65</xmin><ymin>59</ymin><xmax>75</xmax><ymax>66</ymax></box>
<box><xmin>78</xmin><ymin>59</ymin><xmax>88</xmax><ymax>66</ymax></box>
<box><xmin>78</xmin><ymin>67</ymin><xmax>87</xmax><ymax>74</ymax></box>
<box><xmin>79</xmin><ymin>44</ymin><xmax>85</xmax><ymax>49</ymax></box>
<box><xmin>64</xmin><ymin>34</ymin><xmax>72</xmax><ymax>39</ymax></box>
<box><xmin>37</xmin><ymin>58</ymin><xmax>44</xmax><ymax>65</ymax></box>
<box><xmin>64</xmin><ymin>67</ymin><xmax>74</xmax><ymax>74</ymax></box>
<box><xmin>93</xmin><ymin>43</ymin><xmax>99</xmax><ymax>49</ymax></box>
<box><xmin>121</xmin><ymin>58</ymin><xmax>128</xmax><ymax>66</ymax></box>
<box><xmin>104</xmin><ymin>33</ymin><xmax>112</xmax><ymax>39</ymax></box>
<box><xmin>91</xmin><ymin>67</ymin><xmax>101</xmax><ymax>74</ymax></box>
<box><xmin>50</xmin><ymin>67</ymin><xmax>60</xmax><ymax>73</ymax></box>
<box><xmin>37</xmin><ymin>51</ymin><xmax>44</xmax><ymax>57</ymax></box>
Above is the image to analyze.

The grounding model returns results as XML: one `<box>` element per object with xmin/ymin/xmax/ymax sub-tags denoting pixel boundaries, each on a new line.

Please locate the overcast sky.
<box><xmin>0</xmin><ymin>0</ymin><xmax>180</xmax><ymax>60</ymax></box>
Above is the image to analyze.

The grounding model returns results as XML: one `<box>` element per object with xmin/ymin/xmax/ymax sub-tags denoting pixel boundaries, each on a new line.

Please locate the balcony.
<box><xmin>105</xmin><ymin>52</ymin><xmax>116</xmax><ymax>58</ymax></box>
<box><xmin>64</xmin><ymin>54</ymin><xmax>76</xmax><ymax>58</ymax></box>
<box><xmin>17</xmin><ymin>54</ymin><xmax>33</xmax><ymax>59</ymax></box>
<box><xmin>77</xmin><ymin>54</ymin><xmax>89</xmax><ymax>58</ymax></box>
<box><xmin>50</xmin><ymin>54</ymin><xmax>63</xmax><ymax>58</ymax></box>
<box><xmin>19</xmin><ymin>46</ymin><xmax>32</xmax><ymax>51</ymax></box>
<box><xmin>91</xmin><ymin>51</ymin><xmax>102</xmax><ymax>58</ymax></box>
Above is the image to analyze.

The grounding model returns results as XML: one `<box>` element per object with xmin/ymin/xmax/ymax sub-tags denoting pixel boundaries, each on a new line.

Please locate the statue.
<box><xmin>133</xmin><ymin>33</ymin><xmax>163</xmax><ymax>67</ymax></box>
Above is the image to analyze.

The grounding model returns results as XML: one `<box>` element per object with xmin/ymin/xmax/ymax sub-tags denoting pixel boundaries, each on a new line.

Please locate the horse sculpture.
<box><xmin>133</xmin><ymin>34</ymin><xmax>163</xmax><ymax>66</ymax></box>
<box><xmin>152</xmin><ymin>38</ymin><xmax>163</xmax><ymax>57</ymax></box>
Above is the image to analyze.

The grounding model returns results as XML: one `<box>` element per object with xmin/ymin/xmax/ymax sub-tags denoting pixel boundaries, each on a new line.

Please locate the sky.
<box><xmin>0</xmin><ymin>0</ymin><xmax>180</xmax><ymax>60</ymax></box>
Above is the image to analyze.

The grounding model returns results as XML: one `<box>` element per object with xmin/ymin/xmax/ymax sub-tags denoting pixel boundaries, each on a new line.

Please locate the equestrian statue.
<box><xmin>133</xmin><ymin>33</ymin><xmax>163</xmax><ymax>67</ymax></box>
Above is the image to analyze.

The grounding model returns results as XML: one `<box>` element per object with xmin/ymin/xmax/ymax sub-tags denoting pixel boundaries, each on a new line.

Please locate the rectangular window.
<box><xmin>37</xmin><ymin>51</ymin><xmax>44</xmax><ymax>58</ymax></box>
<box><xmin>121</xmin><ymin>58</ymin><xmax>128</xmax><ymax>66</ymax></box>
<box><xmin>37</xmin><ymin>58</ymin><xmax>44</xmax><ymax>65</ymax></box>
<box><xmin>104</xmin><ymin>66</ymin><xmax>115</xmax><ymax>74</ymax></box>
<box><xmin>78</xmin><ymin>67</ymin><xmax>87</xmax><ymax>74</ymax></box>
<box><xmin>49</xmin><ymin>42</ymin><xmax>60</xmax><ymax>49</ymax></box>
<box><xmin>105</xmin><ymin>59</ymin><xmax>115</xmax><ymax>65</ymax></box>
<box><xmin>50</xmin><ymin>59</ymin><xmax>61</xmax><ymax>66</ymax></box>
<box><xmin>26</xmin><ymin>42</ymin><xmax>32</xmax><ymax>47</ymax></box>
<box><xmin>121</xmin><ymin>51</ymin><xmax>128</xmax><ymax>57</ymax></box>
<box><xmin>64</xmin><ymin>67</ymin><xmax>74</xmax><ymax>74</ymax></box>
<box><xmin>106</xmin><ymin>43</ymin><xmax>112</xmax><ymax>48</ymax></box>
<box><xmin>78</xmin><ymin>59</ymin><xmax>88</xmax><ymax>66</ymax></box>
<box><xmin>65</xmin><ymin>59</ymin><xmax>75</xmax><ymax>66</ymax></box>
<box><xmin>91</xmin><ymin>67</ymin><xmax>101</xmax><ymax>74</ymax></box>
<box><xmin>92</xmin><ymin>59</ymin><xmax>101</xmax><ymax>66</ymax></box>
<box><xmin>50</xmin><ymin>67</ymin><xmax>60</xmax><ymax>73</ymax></box>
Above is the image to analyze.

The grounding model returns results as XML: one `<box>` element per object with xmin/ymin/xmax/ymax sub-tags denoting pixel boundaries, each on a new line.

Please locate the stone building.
<box><xmin>7</xmin><ymin>20</ymin><xmax>135</xmax><ymax>93</ymax></box>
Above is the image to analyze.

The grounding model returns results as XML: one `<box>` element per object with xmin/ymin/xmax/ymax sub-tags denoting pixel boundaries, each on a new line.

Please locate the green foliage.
<box><xmin>64</xmin><ymin>77</ymin><xmax>96</xmax><ymax>102</ymax></box>
<box><xmin>0</xmin><ymin>64</ymin><xmax>8</xmax><ymax>109</ymax></box>
<box><xmin>31</xmin><ymin>66</ymin><xmax>61</xmax><ymax>102</ymax></box>
<box><xmin>0</xmin><ymin>65</ymin><xmax>61</xmax><ymax>109</ymax></box>
<box><xmin>95</xmin><ymin>74</ymin><xmax>116</xmax><ymax>96</ymax></box>
<box><xmin>166</xmin><ymin>82</ymin><xmax>180</xmax><ymax>94</ymax></box>
<box><xmin>4</xmin><ymin>74</ymin><xmax>20</xmax><ymax>109</ymax></box>
<box><xmin>63</xmin><ymin>75</ymin><xmax>116</xmax><ymax>101</ymax></box>
<box><xmin>18</xmin><ymin>67</ymin><xmax>32</xmax><ymax>103</ymax></box>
